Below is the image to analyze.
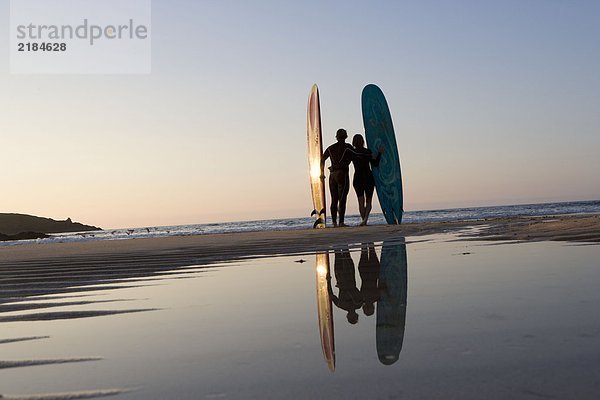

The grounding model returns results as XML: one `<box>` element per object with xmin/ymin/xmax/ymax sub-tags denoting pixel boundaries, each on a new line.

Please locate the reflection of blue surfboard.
<box><xmin>376</xmin><ymin>240</ymin><xmax>408</xmax><ymax>365</ymax></box>
<box><xmin>362</xmin><ymin>84</ymin><xmax>403</xmax><ymax>224</ymax></box>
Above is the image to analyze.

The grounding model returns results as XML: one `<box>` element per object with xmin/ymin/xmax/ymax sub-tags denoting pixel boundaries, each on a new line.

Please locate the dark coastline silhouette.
<box><xmin>0</xmin><ymin>213</ymin><xmax>100</xmax><ymax>240</ymax></box>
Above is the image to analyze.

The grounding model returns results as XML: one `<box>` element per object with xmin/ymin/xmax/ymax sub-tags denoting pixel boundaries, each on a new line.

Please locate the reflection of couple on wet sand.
<box><xmin>327</xmin><ymin>243</ymin><xmax>381</xmax><ymax>325</ymax></box>
<box><xmin>321</xmin><ymin>129</ymin><xmax>383</xmax><ymax>227</ymax></box>
<box><xmin>326</xmin><ymin>241</ymin><xmax>408</xmax><ymax>365</ymax></box>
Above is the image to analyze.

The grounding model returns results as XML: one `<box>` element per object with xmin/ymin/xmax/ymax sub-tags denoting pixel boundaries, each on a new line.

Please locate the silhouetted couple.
<box><xmin>325</xmin><ymin>241</ymin><xmax>408</xmax><ymax>366</ymax></box>
<box><xmin>321</xmin><ymin>128</ymin><xmax>383</xmax><ymax>227</ymax></box>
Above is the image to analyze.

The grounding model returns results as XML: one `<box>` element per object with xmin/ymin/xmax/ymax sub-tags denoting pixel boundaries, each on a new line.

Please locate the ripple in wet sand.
<box><xmin>0</xmin><ymin>336</ymin><xmax>50</xmax><ymax>345</ymax></box>
<box><xmin>0</xmin><ymin>357</ymin><xmax>102</xmax><ymax>369</ymax></box>
<box><xmin>0</xmin><ymin>308</ymin><xmax>158</xmax><ymax>322</ymax></box>
<box><xmin>0</xmin><ymin>388</ymin><xmax>132</xmax><ymax>399</ymax></box>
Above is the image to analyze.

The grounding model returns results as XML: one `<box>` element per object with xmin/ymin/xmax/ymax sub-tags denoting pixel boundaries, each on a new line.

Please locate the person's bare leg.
<box><xmin>358</xmin><ymin>195</ymin><xmax>366</xmax><ymax>226</ymax></box>
<box><xmin>338</xmin><ymin>198</ymin><xmax>348</xmax><ymax>227</ymax></box>
<box><xmin>331</xmin><ymin>206</ymin><xmax>338</xmax><ymax>227</ymax></box>
<box><xmin>329</xmin><ymin>175</ymin><xmax>339</xmax><ymax>227</ymax></box>
<box><xmin>338</xmin><ymin>175</ymin><xmax>350</xmax><ymax>227</ymax></box>
<box><xmin>363</xmin><ymin>194</ymin><xmax>373</xmax><ymax>225</ymax></box>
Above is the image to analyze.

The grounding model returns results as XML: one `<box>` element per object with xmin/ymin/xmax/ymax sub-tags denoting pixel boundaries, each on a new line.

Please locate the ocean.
<box><xmin>4</xmin><ymin>200</ymin><xmax>600</xmax><ymax>246</ymax></box>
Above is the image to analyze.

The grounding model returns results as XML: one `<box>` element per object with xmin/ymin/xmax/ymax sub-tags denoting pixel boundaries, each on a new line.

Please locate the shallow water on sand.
<box><xmin>1</xmin><ymin>237</ymin><xmax>600</xmax><ymax>399</ymax></box>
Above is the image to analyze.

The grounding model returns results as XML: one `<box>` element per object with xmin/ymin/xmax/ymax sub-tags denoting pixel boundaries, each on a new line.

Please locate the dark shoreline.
<box><xmin>0</xmin><ymin>213</ymin><xmax>100</xmax><ymax>238</ymax></box>
<box><xmin>0</xmin><ymin>231</ymin><xmax>50</xmax><ymax>242</ymax></box>
<box><xmin>1</xmin><ymin>214</ymin><xmax>598</xmax><ymax>272</ymax></box>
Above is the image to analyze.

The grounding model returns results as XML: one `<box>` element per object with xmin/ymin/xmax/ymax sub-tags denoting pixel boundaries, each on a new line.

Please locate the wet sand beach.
<box><xmin>2</xmin><ymin>214</ymin><xmax>600</xmax><ymax>399</ymax></box>
<box><xmin>1</xmin><ymin>214</ymin><xmax>598</xmax><ymax>269</ymax></box>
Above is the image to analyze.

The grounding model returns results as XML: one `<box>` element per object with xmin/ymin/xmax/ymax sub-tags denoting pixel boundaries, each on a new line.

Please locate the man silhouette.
<box><xmin>321</xmin><ymin>128</ymin><xmax>354</xmax><ymax>227</ymax></box>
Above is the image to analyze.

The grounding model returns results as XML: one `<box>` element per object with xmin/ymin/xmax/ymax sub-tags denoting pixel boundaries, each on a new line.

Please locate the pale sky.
<box><xmin>1</xmin><ymin>0</ymin><xmax>599</xmax><ymax>228</ymax></box>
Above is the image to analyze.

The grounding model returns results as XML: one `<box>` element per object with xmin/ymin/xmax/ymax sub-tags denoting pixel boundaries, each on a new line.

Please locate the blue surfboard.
<box><xmin>362</xmin><ymin>84</ymin><xmax>403</xmax><ymax>224</ymax></box>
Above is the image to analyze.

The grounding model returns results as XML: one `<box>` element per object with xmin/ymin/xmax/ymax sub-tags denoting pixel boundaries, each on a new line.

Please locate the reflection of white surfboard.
<box><xmin>376</xmin><ymin>240</ymin><xmax>408</xmax><ymax>365</ymax></box>
<box><xmin>307</xmin><ymin>84</ymin><xmax>326</xmax><ymax>228</ymax></box>
<box><xmin>316</xmin><ymin>252</ymin><xmax>335</xmax><ymax>371</ymax></box>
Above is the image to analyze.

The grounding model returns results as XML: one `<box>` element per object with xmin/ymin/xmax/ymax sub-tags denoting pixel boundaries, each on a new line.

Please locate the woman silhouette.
<box><xmin>351</xmin><ymin>134</ymin><xmax>382</xmax><ymax>226</ymax></box>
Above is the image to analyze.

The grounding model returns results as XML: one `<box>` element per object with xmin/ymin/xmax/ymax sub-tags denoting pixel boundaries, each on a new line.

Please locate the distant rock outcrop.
<box><xmin>0</xmin><ymin>213</ymin><xmax>101</xmax><ymax>236</ymax></box>
<box><xmin>0</xmin><ymin>231</ymin><xmax>50</xmax><ymax>241</ymax></box>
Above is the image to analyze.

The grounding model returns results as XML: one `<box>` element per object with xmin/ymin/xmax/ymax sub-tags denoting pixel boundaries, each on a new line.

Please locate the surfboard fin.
<box><xmin>313</xmin><ymin>218</ymin><xmax>324</xmax><ymax>229</ymax></box>
<box><xmin>311</xmin><ymin>209</ymin><xmax>318</xmax><ymax>216</ymax></box>
<box><xmin>319</xmin><ymin>208</ymin><xmax>326</xmax><ymax>215</ymax></box>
